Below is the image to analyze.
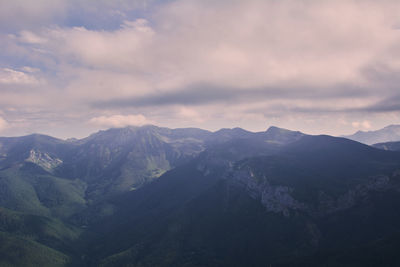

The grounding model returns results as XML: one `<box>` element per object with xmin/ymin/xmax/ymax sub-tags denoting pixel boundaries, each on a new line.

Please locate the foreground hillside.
<box><xmin>1</xmin><ymin>125</ymin><xmax>400</xmax><ymax>266</ymax></box>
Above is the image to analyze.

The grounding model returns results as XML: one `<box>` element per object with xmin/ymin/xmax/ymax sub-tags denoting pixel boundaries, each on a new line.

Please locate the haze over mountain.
<box><xmin>1</xmin><ymin>125</ymin><xmax>400</xmax><ymax>266</ymax></box>
<box><xmin>343</xmin><ymin>125</ymin><xmax>400</xmax><ymax>145</ymax></box>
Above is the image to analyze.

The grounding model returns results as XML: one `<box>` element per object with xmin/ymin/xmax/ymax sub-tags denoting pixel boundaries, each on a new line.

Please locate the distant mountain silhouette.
<box><xmin>344</xmin><ymin>124</ymin><xmax>400</xmax><ymax>145</ymax></box>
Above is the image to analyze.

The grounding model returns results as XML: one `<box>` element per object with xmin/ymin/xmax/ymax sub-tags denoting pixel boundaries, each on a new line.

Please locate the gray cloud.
<box><xmin>255</xmin><ymin>94</ymin><xmax>400</xmax><ymax>114</ymax></box>
<box><xmin>92</xmin><ymin>83</ymin><xmax>370</xmax><ymax>109</ymax></box>
<box><xmin>359</xmin><ymin>95</ymin><xmax>400</xmax><ymax>113</ymax></box>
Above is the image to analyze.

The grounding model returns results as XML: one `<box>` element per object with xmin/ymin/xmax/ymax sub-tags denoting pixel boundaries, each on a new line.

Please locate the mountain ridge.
<box><xmin>0</xmin><ymin>124</ymin><xmax>295</xmax><ymax>141</ymax></box>
<box><xmin>344</xmin><ymin>124</ymin><xmax>400</xmax><ymax>145</ymax></box>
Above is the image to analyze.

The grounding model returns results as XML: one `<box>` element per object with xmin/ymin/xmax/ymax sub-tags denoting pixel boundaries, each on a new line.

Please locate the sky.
<box><xmin>1</xmin><ymin>0</ymin><xmax>400</xmax><ymax>139</ymax></box>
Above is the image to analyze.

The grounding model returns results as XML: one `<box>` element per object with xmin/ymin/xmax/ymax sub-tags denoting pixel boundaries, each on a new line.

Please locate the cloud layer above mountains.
<box><xmin>1</xmin><ymin>0</ymin><xmax>400</xmax><ymax>138</ymax></box>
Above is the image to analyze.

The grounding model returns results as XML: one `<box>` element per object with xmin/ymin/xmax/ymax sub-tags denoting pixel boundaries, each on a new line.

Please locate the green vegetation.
<box><xmin>0</xmin><ymin>232</ymin><xmax>69</xmax><ymax>267</ymax></box>
<box><xmin>0</xmin><ymin>168</ymin><xmax>87</xmax><ymax>218</ymax></box>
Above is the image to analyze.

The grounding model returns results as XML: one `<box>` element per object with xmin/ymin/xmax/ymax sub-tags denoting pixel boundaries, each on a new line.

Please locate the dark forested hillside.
<box><xmin>373</xmin><ymin>140</ymin><xmax>400</xmax><ymax>152</ymax></box>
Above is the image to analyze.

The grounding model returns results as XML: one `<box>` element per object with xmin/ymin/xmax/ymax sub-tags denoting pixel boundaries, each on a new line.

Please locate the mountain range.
<box><xmin>344</xmin><ymin>124</ymin><xmax>400</xmax><ymax>145</ymax></box>
<box><xmin>1</xmin><ymin>125</ymin><xmax>400</xmax><ymax>266</ymax></box>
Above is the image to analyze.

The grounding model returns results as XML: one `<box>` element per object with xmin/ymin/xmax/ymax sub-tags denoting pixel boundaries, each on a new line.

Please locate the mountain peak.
<box><xmin>266</xmin><ymin>125</ymin><xmax>285</xmax><ymax>132</ymax></box>
<box><xmin>344</xmin><ymin>124</ymin><xmax>400</xmax><ymax>145</ymax></box>
<box><xmin>214</xmin><ymin>127</ymin><xmax>249</xmax><ymax>134</ymax></box>
<box><xmin>211</xmin><ymin>127</ymin><xmax>255</xmax><ymax>141</ymax></box>
<box><xmin>263</xmin><ymin>126</ymin><xmax>304</xmax><ymax>145</ymax></box>
<box><xmin>265</xmin><ymin>126</ymin><xmax>302</xmax><ymax>134</ymax></box>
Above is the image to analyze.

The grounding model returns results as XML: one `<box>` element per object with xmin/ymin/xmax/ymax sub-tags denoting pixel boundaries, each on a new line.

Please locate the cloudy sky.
<box><xmin>1</xmin><ymin>0</ymin><xmax>400</xmax><ymax>138</ymax></box>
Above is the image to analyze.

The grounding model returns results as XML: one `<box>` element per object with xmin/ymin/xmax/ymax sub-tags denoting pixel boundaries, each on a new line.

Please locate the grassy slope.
<box><xmin>0</xmin><ymin>167</ymin><xmax>87</xmax><ymax>218</ymax></box>
<box><xmin>0</xmin><ymin>167</ymin><xmax>85</xmax><ymax>266</ymax></box>
<box><xmin>0</xmin><ymin>231</ymin><xmax>70</xmax><ymax>267</ymax></box>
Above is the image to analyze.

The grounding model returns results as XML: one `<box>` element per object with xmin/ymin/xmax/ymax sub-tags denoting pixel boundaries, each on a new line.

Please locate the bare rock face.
<box><xmin>224</xmin><ymin>164</ymin><xmax>399</xmax><ymax>218</ymax></box>
<box><xmin>228</xmin><ymin>168</ymin><xmax>306</xmax><ymax>216</ymax></box>
<box><xmin>26</xmin><ymin>149</ymin><xmax>63</xmax><ymax>171</ymax></box>
<box><xmin>260</xmin><ymin>185</ymin><xmax>304</xmax><ymax>217</ymax></box>
<box><xmin>317</xmin><ymin>174</ymin><xmax>392</xmax><ymax>215</ymax></box>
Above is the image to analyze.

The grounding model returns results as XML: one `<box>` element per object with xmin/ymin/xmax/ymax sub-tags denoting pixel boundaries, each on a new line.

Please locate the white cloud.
<box><xmin>0</xmin><ymin>117</ymin><xmax>8</xmax><ymax>132</ymax></box>
<box><xmin>177</xmin><ymin>107</ymin><xmax>205</xmax><ymax>123</ymax></box>
<box><xmin>0</xmin><ymin>68</ymin><xmax>40</xmax><ymax>85</ymax></box>
<box><xmin>21</xmin><ymin>66</ymin><xmax>40</xmax><ymax>73</ymax></box>
<box><xmin>18</xmin><ymin>0</ymin><xmax>400</xmax><ymax>93</ymax></box>
<box><xmin>40</xmin><ymin>19</ymin><xmax>154</xmax><ymax>70</ymax></box>
<box><xmin>352</xmin><ymin>120</ymin><xmax>372</xmax><ymax>130</ymax></box>
<box><xmin>18</xmin><ymin>31</ymin><xmax>47</xmax><ymax>44</ymax></box>
<box><xmin>89</xmin><ymin>114</ymin><xmax>152</xmax><ymax>128</ymax></box>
